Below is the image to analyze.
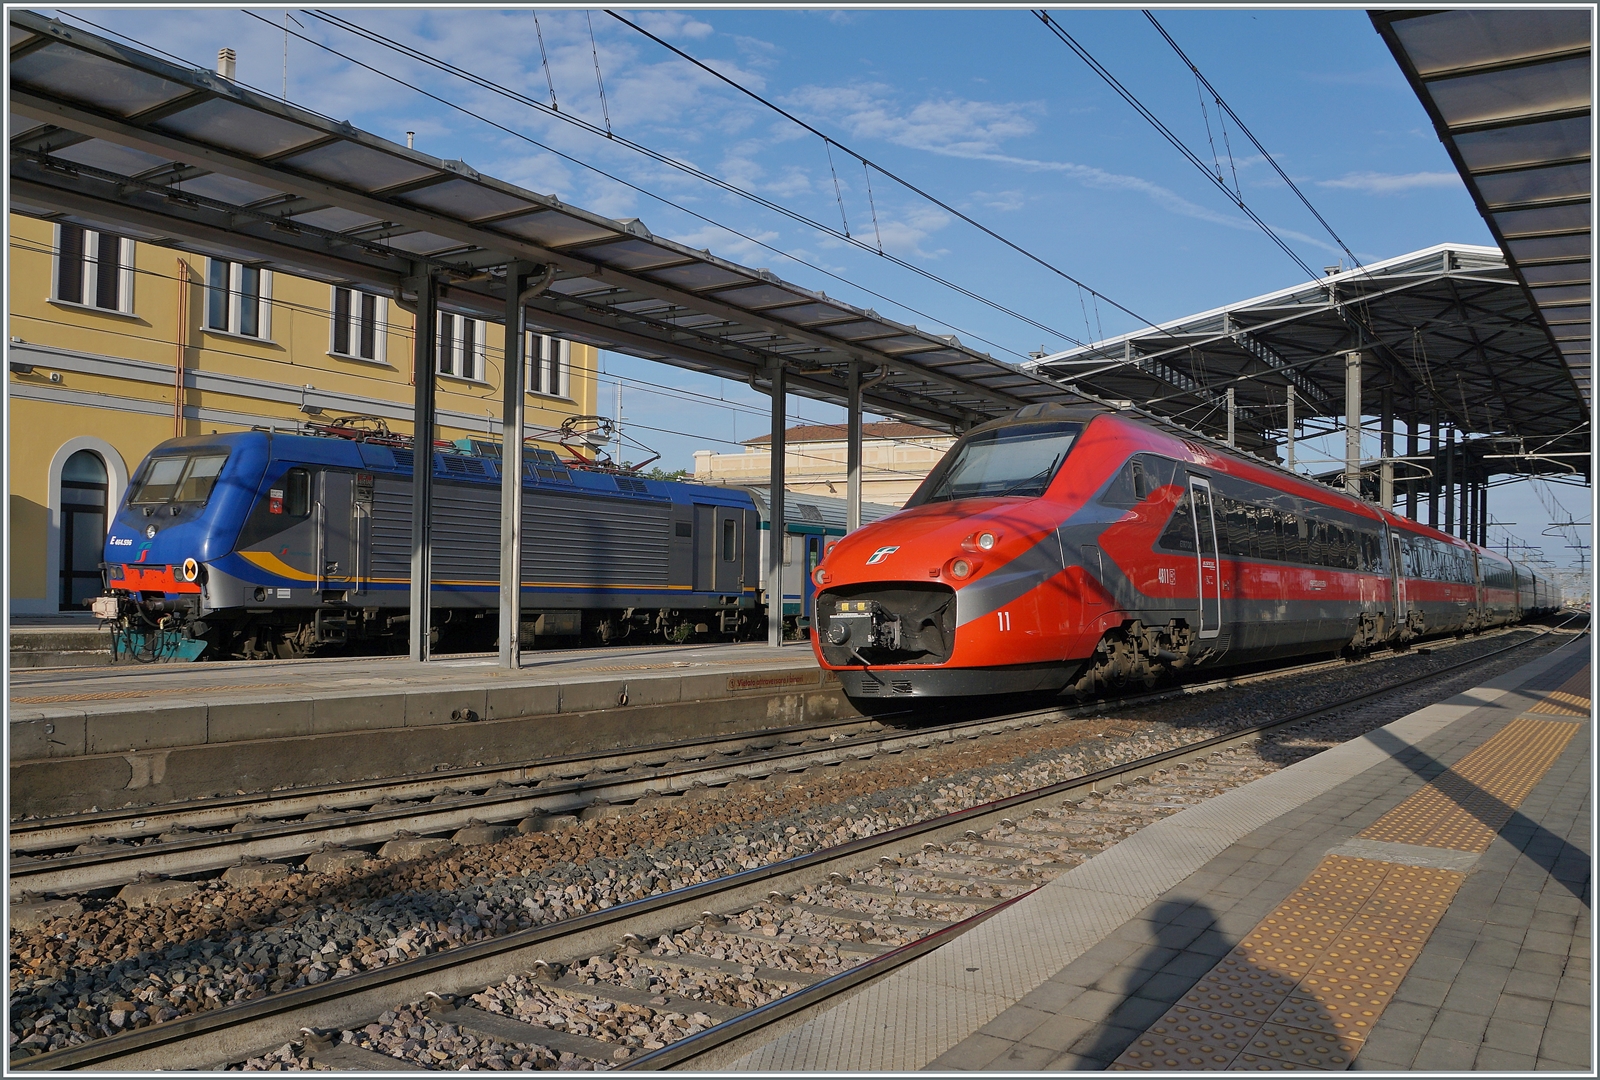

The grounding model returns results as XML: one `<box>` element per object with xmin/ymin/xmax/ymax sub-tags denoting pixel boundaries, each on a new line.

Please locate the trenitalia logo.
<box><xmin>866</xmin><ymin>546</ymin><xmax>900</xmax><ymax>565</ymax></box>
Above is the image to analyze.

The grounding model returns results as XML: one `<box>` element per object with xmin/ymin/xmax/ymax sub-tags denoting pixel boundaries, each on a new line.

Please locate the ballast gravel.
<box><xmin>7</xmin><ymin>628</ymin><xmax>1564</xmax><ymax>1064</ymax></box>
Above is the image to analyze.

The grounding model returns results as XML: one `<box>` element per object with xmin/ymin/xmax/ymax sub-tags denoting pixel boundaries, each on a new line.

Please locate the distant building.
<box><xmin>693</xmin><ymin>422</ymin><xmax>955</xmax><ymax>507</ymax></box>
<box><xmin>8</xmin><ymin>213</ymin><xmax>599</xmax><ymax>615</ymax></box>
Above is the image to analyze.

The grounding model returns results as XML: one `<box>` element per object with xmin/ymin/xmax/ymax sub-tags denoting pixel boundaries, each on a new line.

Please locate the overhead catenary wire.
<box><xmin>585</xmin><ymin>11</ymin><xmax>612</xmax><ymax>136</ymax></box>
<box><xmin>603</xmin><ymin>8</ymin><xmax>1185</xmax><ymax>349</ymax></box>
<box><xmin>533</xmin><ymin>11</ymin><xmax>559</xmax><ymax>112</ymax></box>
<box><xmin>299</xmin><ymin>9</ymin><xmax>1087</xmax><ymax>348</ymax></box>
<box><xmin>1141</xmin><ymin>10</ymin><xmax>1361</xmax><ymax>270</ymax></box>
<box><xmin>1033</xmin><ymin>9</ymin><xmax>1320</xmax><ymax>283</ymax></box>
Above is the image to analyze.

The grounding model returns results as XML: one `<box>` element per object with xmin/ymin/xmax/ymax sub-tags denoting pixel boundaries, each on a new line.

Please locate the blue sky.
<box><xmin>53</xmin><ymin>7</ymin><xmax>1591</xmax><ymax>575</ymax></box>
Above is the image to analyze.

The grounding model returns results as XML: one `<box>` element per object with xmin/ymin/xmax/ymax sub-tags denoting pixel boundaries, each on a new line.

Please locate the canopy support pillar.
<box><xmin>498</xmin><ymin>262</ymin><xmax>552</xmax><ymax>670</ymax></box>
<box><xmin>1445</xmin><ymin>428</ymin><xmax>1456</xmax><ymax>536</ymax></box>
<box><xmin>1285</xmin><ymin>386</ymin><xmax>1295</xmax><ymax>471</ymax></box>
<box><xmin>1405</xmin><ymin>403</ymin><xmax>1419</xmax><ymax>520</ymax></box>
<box><xmin>1380</xmin><ymin>387</ymin><xmax>1394</xmax><ymax>510</ymax></box>
<box><xmin>767</xmin><ymin>362</ymin><xmax>787</xmax><ymax>648</ymax></box>
<box><xmin>1344</xmin><ymin>351</ymin><xmax>1363</xmax><ymax>497</ymax></box>
<box><xmin>407</xmin><ymin>269</ymin><xmax>437</xmax><ymax>663</ymax></box>
<box><xmin>846</xmin><ymin>361</ymin><xmax>862</xmax><ymax>534</ymax></box>
<box><xmin>1428</xmin><ymin>405</ymin><xmax>1439</xmax><ymax>528</ymax></box>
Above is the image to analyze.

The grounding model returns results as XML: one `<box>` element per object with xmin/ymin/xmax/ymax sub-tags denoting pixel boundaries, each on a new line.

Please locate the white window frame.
<box><xmin>328</xmin><ymin>286</ymin><xmax>389</xmax><ymax>363</ymax></box>
<box><xmin>204</xmin><ymin>259</ymin><xmax>273</xmax><ymax>340</ymax></box>
<box><xmin>526</xmin><ymin>332</ymin><xmax>571</xmax><ymax>399</ymax></box>
<box><xmin>436</xmin><ymin>313</ymin><xmax>487</xmax><ymax>382</ymax></box>
<box><xmin>51</xmin><ymin>224</ymin><xmax>135</xmax><ymax>314</ymax></box>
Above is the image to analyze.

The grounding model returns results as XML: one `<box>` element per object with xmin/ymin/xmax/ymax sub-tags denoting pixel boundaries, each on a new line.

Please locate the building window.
<box><xmin>54</xmin><ymin>225</ymin><xmax>134</xmax><ymax>313</ymax></box>
<box><xmin>330</xmin><ymin>286</ymin><xmax>387</xmax><ymax>362</ymax></box>
<box><xmin>527</xmin><ymin>333</ymin><xmax>571</xmax><ymax>398</ymax></box>
<box><xmin>59</xmin><ymin>449</ymin><xmax>109</xmax><ymax>610</ymax></box>
<box><xmin>205</xmin><ymin>259</ymin><xmax>272</xmax><ymax>338</ymax></box>
<box><xmin>437</xmin><ymin>313</ymin><xmax>485</xmax><ymax>381</ymax></box>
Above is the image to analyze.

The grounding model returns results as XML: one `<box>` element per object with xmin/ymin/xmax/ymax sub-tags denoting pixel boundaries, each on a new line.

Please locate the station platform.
<box><xmin>9</xmin><ymin>641</ymin><xmax>841</xmax><ymax>816</ymax></box>
<box><xmin>735</xmin><ymin>638</ymin><xmax>1591</xmax><ymax>1072</ymax></box>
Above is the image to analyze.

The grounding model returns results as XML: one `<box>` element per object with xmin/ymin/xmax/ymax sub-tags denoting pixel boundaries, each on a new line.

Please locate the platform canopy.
<box><xmin>6</xmin><ymin>10</ymin><xmax>1103</xmax><ymax>435</ymax></box>
<box><xmin>1371</xmin><ymin>8</ymin><xmax>1591</xmax><ymax>408</ymax></box>
<box><xmin>1025</xmin><ymin>245</ymin><xmax>1590</xmax><ymax>480</ymax></box>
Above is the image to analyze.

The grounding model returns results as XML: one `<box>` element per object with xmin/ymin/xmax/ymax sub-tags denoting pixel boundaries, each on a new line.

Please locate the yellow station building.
<box><xmin>7</xmin><ymin>213</ymin><xmax>598</xmax><ymax>615</ymax></box>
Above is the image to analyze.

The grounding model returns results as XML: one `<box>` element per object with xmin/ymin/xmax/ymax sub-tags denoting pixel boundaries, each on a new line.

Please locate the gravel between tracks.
<box><xmin>7</xmin><ymin>629</ymin><xmax>1566</xmax><ymax>1063</ymax></box>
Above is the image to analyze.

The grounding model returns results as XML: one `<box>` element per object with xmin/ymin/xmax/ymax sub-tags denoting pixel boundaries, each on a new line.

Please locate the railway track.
<box><xmin>9</xmin><ymin>624</ymin><xmax>1535</xmax><ymax>899</ymax></box>
<box><xmin>11</xmin><ymin>620</ymin><xmax>1579</xmax><ymax>1071</ymax></box>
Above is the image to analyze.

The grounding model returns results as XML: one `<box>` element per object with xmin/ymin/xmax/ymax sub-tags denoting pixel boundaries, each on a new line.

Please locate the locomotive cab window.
<box><xmin>721</xmin><ymin>518</ymin><xmax>736</xmax><ymax>561</ymax></box>
<box><xmin>129</xmin><ymin>451</ymin><xmax>230</xmax><ymax>506</ymax></box>
<box><xmin>911</xmin><ymin>421</ymin><xmax>1082</xmax><ymax>504</ymax></box>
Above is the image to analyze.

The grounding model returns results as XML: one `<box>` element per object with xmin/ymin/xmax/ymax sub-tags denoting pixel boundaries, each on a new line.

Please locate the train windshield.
<box><xmin>128</xmin><ymin>450</ymin><xmax>231</xmax><ymax>506</ymax></box>
<box><xmin>911</xmin><ymin>422</ymin><xmax>1082</xmax><ymax>504</ymax></box>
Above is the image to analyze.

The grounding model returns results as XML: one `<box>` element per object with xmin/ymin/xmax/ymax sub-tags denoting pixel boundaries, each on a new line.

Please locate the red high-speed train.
<box><xmin>810</xmin><ymin>403</ymin><xmax>1558</xmax><ymax>702</ymax></box>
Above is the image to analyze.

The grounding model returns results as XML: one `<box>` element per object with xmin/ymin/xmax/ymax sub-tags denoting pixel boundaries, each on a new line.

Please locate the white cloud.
<box><xmin>784</xmin><ymin>82</ymin><xmax>1267</xmax><ymax>233</ymax></box>
<box><xmin>973</xmin><ymin>190</ymin><xmax>1027</xmax><ymax>212</ymax></box>
<box><xmin>634</xmin><ymin>11</ymin><xmax>714</xmax><ymax>41</ymax></box>
<box><xmin>1317</xmin><ymin>171</ymin><xmax>1461</xmax><ymax>194</ymax></box>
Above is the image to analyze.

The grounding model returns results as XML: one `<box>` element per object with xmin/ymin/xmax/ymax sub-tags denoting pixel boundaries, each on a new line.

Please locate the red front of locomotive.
<box><xmin>811</xmin><ymin>406</ymin><xmax>1129</xmax><ymax>698</ymax></box>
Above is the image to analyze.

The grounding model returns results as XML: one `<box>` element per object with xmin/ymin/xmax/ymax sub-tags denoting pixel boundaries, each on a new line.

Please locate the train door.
<box><xmin>1189</xmin><ymin>477</ymin><xmax>1221</xmax><ymax>638</ymax></box>
<box><xmin>693</xmin><ymin>504</ymin><xmax>716</xmax><ymax>592</ymax></box>
<box><xmin>317</xmin><ymin>471</ymin><xmax>354</xmax><ymax>590</ymax></box>
<box><xmin>802</xmin><ymin>535</ymin><xmax>823</xmax><ymax>618</ymax></box>
<box><xmin>713</xmin><ymin>507</ymin><xmax>744</xmax><ymax>594</ymax></box>
<box><xmin>1389</xmin><ymin>532</ymin><xmax>1409</xmax><ymax>640</ymax></box>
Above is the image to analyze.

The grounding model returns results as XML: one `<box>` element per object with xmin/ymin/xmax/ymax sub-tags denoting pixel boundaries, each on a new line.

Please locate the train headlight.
<box><xmin>948</xmin><ymin>558</ymin><xmax>974</xmax><ymax>579</ymax></box>
<box><xmin>977</xmin><ymin>532</ymin><xmax>996</xmax><ymax>551</ymax></box>
<box><xmin>813</xmin><ymin>567</ymin><xmax>830</xmax><ymax>587</ymax></box>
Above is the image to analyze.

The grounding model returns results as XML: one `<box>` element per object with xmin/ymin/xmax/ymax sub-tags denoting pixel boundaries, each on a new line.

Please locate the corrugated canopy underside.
<box><xmin>1372</xmin><ymin>8</ymin><xmax>1591</xmax><ymax>409</ymax></box>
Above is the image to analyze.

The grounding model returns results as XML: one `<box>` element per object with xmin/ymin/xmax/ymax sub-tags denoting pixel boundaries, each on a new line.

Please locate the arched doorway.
<box><xmin>59</xmin><ymin>449</ymin><xmax>108</xmax><ymax>610</ymax></box>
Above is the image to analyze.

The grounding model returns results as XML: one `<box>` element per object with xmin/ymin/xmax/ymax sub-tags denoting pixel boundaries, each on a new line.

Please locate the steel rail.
<box><xmin>9</xmin><ymin>628</ymin><xmax>1520</xmax><ymax>893</ymax></box>
<box><xmin>12</xmin><ymin>620</ymin><xmax>1576</xmax><ymax>1072</ymax></box>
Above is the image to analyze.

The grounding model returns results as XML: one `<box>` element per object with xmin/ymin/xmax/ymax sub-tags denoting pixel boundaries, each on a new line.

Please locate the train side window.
<box><xmin>1221</xmin><ymin>496</ymin><xmax>1248</xmax><ymax>558</ymax></box>
<box><xmin>1130</xmin><ymin>460</ymin><xmax>1148</xmax><ymax>501</ymax></box>
<box><xmin>722</xmin><ymin>518</ymin><xmax>736</xmax><ymax>561</ymax></box>
<box><xmin>1157</xmin><ymin>489</ymin><xmax>1196</xmax><ymax>552</ymax></box>
<box><xmin>1256</xmin><ymin>508</ymin><xmax>1278</xmax><ymax>562</ymax></box>
<box><xmin>285</xmin><ymin>468</ymin><xmax>311</xmax><ymax>517</ymax></box>
<box><xmin>1283</xmin><ymin>513</ymin><xmax>1305</xmax><ymax>564</ymax></box>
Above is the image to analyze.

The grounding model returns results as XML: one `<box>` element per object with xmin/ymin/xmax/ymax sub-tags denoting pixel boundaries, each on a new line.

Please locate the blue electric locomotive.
<box><xmin>100</xmin><ymin>428</ymin><xmax>771</xmax><ymax>659</ymax></box>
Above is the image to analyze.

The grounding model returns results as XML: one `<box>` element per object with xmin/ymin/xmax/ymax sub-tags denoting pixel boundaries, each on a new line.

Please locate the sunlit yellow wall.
<box><xmin>7</xmin><ymin>213</ymin><xmax>598</xmax><ymax>614</ymax></box>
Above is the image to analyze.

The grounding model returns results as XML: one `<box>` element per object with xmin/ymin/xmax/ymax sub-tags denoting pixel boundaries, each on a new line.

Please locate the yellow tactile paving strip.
<box><xmin>1526</xmin><ymin>669</ymin><xmax>1592</xmax><ymax>716</ymax></box>
<box><xmin>1115</xmin><ymin>855</ymin><xmax>1460</xmax><ymax>1070</ymax></box>
<box><xmin>1357</xmin><ymin>717</ymin><xmax>1579</xmax><ymax>851</ymax></box>
<box><xmin>1116</xmin><ymin>684</ymin><xmax>1585</xmax><ymax>1071</ymax></box>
